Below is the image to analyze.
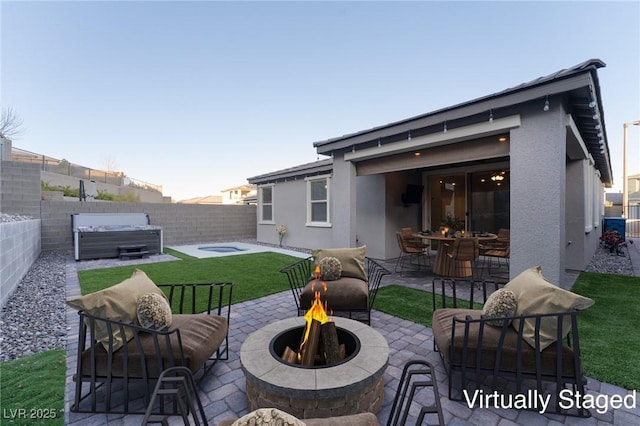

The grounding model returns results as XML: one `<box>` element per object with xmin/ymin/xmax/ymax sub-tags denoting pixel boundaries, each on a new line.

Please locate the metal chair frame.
<box><xmin>395</xmin><ymin>232</ymin><xmax>431</xmax><ymax>275</ymax></box>
<box><xmin>142</xmin><ymin>367</ymin><xmax>208</xmax><ymax>426</ymax></box>
<box><xmin>387</xmin><ymin>360</ymin><xmax>445</xmax><ymax>426</ymax></box>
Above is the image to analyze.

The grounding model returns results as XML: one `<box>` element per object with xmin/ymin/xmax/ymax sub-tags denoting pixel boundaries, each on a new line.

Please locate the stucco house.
<box><xmin>248</xmin><ymin>59</ymin><xmax>612</xmax><ymax>285</ymax></box>
<box><xmin>221</xmin><ymin>184</ymin><xmax>257</xmax><ymax>205</ymax></box>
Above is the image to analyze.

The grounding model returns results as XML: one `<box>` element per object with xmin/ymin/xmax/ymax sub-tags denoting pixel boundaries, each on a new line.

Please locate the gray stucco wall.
<box><xmin>384</xmin><ymin>171</ymin><xmax>422</xmax><ymax>260</ymax></box>
<box><xmin>332</xmin><ymin>153</ymin><xmax>357</xmax><ymax>248</ymax></box>
<box><xmin>355</xmin><ymin>174</ymin><xmax>386</xmax><ymax>259</ymax></box>
<box><xmin>255</xmin><ymin>179</ymin><xmax>335</xmax><ymax>250</ymax></box>
<box><xmin>565</xmin><ymin>159</ymin><xmax>587</xmax><ymax>270</ymax></box>
<box><xmin>510</xmin><ymin>102</ymin><xmax>567</xmax><ymax>285</ymax></box>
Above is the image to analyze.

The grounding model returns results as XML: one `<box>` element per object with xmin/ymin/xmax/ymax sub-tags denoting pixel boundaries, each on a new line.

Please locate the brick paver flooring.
<box><xmin>64</xmin><ymin>255</ymin><xmax>639</xmax><ymax>425</ymax></box>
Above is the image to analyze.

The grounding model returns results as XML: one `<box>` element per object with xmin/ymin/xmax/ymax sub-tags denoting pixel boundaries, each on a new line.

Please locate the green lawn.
<box><xmin>0</xmin><ymin>349</ymin><xmax>65</xmax><ymax>426</ymax></box>
<box><xmin>570</xmin><ymin>272</ymin><xmax>640</xmax><ymax>390</ymax></box>
<box><xmin>375</xmin><ymin>284</ymin><xmax>483</xmax><ymax>327</ymax></box>
<box><xmin>77</xmin><ymin>249</ymin><xmax>300</xmax><ymax>303</ymax></box>
<box><xmin>2</xmin><ymin>253</ymin><xmax>637</xmax><ymax>418</ymax></box>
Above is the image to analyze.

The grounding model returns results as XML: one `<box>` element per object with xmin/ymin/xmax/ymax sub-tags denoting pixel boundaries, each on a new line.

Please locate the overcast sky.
<box><xmin>2</xmin><ymin>1</ymin><xmax>639</xmax><ymax>201</ymax></box>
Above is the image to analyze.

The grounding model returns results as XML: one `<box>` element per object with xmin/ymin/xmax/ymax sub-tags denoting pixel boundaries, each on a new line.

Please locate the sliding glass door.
<box><xmin>427</xmin><ymin>169</ymin><xmax>509</xmax><ymax>234</ymax></box>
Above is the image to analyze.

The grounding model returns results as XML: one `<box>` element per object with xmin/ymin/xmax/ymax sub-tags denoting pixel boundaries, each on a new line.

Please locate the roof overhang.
<box><xmin>313</xmin><ymin>59</ymin><xmax>613</xmax><ymax>186</ymax></box>
<box><xmin>247</xmin><ymin>158</ymin><xmax>333</xmax><ymax>185</ymax></box>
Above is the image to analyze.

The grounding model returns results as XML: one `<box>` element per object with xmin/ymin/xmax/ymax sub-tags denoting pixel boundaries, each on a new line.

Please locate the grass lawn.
<box><xmin>77</xmin><ymin>249</ymin><xmax>301</xmax><ymax>303</ymax></box>
<box><xmin>570</xmin><ymin>272</ymin><xmax>640</xmax><ymax>391</ymax></box>
<box><xmin>375</xmin><ymin>284</ymin><xmax>483</xmax><ymax>327</ymax></box>
<box><xmin>0</xmin><ymin>349</ymin><xmax>65</xmax><ymax>425</ymax></box>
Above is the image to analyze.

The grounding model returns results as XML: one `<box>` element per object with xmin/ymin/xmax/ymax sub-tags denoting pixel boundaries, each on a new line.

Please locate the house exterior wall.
<box><xmin>253</xmin><ymin>64</ymin><xmax>612</xmax><ymax>283</ymax></box>
<box><xmin>509</xmin><ymin>103</ymin><xmax>567</xmax><ymax>284</ymax></box>
<box><xmin>255</xmin><ymin>179</ymin><xmax>335</xmax><ymax>250</ymax></box>
<box><xmin>355</xmin><ymin>174</ymin><xmax>386</xmax><ymax>258</ymax></box>
<box><xmin>565</xmin><ymin>159</ymin><xmax>587</xmax><ymax>271</ymax></box>
<box><xmin>384</xmin><ymin>171</ymin><xmax>422</xmax><ymax>259</ymax></box>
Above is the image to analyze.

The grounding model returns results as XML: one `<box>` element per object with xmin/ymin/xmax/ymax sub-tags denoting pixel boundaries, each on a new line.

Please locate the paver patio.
<box><xmin>64</xmin><ymin>248</ymin><xmax>640</xmax><ymax>425</ymax></box>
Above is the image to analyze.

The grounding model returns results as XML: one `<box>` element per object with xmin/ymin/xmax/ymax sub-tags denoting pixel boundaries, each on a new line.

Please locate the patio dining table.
<box><xmin>414</xmin><ymin>232</ymin><xmax>497</xmax><ymax>277</ymax></box>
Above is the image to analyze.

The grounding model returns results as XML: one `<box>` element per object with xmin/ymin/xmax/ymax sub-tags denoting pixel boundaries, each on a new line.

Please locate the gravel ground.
<box><xmin>0</xmin><ymin>250</ymin><xmax>67</xmax><ymax>361</ymax></box>
<box><xmin>0</xmin><ymin>212</ymin><xmax>635</xmax><ymax>362</ymax></box>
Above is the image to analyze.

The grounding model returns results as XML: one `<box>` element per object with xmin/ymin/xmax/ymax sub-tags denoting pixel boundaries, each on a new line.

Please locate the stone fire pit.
<box><xmin>240</xmin><ymin>317</ymin><xmax>389</xmax><ymax>419</ymax></box>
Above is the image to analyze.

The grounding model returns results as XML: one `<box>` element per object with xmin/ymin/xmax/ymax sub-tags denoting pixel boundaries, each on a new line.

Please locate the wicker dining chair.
<box><xmin>446</xmin><ymin>237</ymin><xmax>480</xmax><ymax>280</ymax></box>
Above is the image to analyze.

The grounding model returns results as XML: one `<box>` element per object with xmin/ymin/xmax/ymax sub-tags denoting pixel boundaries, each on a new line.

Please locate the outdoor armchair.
<box><xmin>280</xmin><ymin>247</ymin><xmax>390</xmax><ymax>325</ymax></box>
<box><xmin>431</xmin><ymin>268</ymin><xmax>593</xmax><ymax>417</ymax></box>
<box><xmin>69</xmin><ymin>275</ymin><xmax>233</xmax><ymax>415</ymax></box>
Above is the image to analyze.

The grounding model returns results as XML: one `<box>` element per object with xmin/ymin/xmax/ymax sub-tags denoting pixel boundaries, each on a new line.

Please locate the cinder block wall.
<box><xmin>0</xmin><ymin>220</ymin><xmax>41</xmax><ymax>308</ymax></box>
<box><xmin>1</xmin><ymin>157</ymin><xmax>257</xmax><ymax>262</ymax></box>
<box><xmin>0</xmin><ymin>161</ymin><xmax>41</xmax><ymax>217</ymax></box>
<box><xmin>41</xmin><ymin>201</ymin><xmax>257</xmax><ymax>251</ymax></box>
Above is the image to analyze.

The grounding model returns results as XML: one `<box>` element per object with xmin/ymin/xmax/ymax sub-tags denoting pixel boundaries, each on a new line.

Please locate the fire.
<box><xmin>298</xmin><ymin>265</ymin><xmax>332</xmax><ymax>360</ymax></box>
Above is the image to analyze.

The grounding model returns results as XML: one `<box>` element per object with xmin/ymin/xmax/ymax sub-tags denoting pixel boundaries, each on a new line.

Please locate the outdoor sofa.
<box><xmin>67</xmin><ymin>269</ymin><xmax>232</xmax><ymax>414</ymax></box>
<box><xmin>280</xmin><ymin>246</ymin><xmax>390</xmax><ymax>324</ymax></box>
<box><xmin>431</xmin><ymin>267</ymin><xmax>594</xmax><ymax>417</ymax></box>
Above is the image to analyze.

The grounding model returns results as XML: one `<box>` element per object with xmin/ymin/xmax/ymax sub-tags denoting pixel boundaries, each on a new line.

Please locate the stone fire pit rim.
<box><xmin>240</xmin><ymin>317</ymin><xmax>389</xmax><ymax>399</ymax></box>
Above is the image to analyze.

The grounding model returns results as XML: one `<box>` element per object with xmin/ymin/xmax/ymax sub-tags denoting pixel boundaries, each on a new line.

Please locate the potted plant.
<box><xmin>441</xmin><ymin>214</ymin><xmax>465</xmax><ymax>236</ymax></box>
<box><xmin>276</xmin><ymin>224</ymin><xmax>287</xmax><ymax>247</ymax></box>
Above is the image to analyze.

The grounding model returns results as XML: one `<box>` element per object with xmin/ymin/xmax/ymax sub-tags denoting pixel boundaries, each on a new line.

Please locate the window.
<box><xmin>306</xmin><ymin>176</ymin><xmax>331</xmax><ymax>227</ymax></box>
<box><xmin>259</xmin><ymin>185</ymin><xmax>274</xmax><ymax>223</ymax></box>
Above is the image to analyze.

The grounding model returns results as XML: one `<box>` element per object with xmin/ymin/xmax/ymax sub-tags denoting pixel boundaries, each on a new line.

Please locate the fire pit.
<box><xmin>270</xmin><ymin>325</ymin><xmax>360</xmax><ymax>368</ymax></box>
<box><xmin>240</xmin><ymin>316</ymin><xmax>388</xmax><ymax>419</ymax></box>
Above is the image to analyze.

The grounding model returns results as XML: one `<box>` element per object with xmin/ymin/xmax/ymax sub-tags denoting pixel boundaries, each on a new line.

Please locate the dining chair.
<box><xmin>395</xmin><ymin>232</ymin><xmax>430</xmax><ymax>275</ymax></box>
<box><xmin>446</xmin><ymin>237</ymin><xmax>480</xmax><ymax>280</ymax></box>
<box><xmin>483</xmin><ymin>243</ymin><xmax>510</xmax><ymax>277</ymax></box>
<box><xmin>401</xmin><ymin>227</ymin><xmax>431</xmax><ymax>252</ymax></box>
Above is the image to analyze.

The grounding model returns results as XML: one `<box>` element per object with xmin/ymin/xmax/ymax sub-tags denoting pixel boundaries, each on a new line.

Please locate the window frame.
<box><xmin>305</xmin><ymin>175</ymin><xmax>331</xmax><ymax>227</ymax></box>
<box><xmin>258</xmin><ymin>184</ymin><xmax>275</xmax><ymax>224</ymax></box>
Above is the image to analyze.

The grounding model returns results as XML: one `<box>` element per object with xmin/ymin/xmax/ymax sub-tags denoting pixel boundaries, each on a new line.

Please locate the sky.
<box><xmin>2</xmin><ymin>1</ymin><xmax>639</xmax><ymax>202</ymax></box>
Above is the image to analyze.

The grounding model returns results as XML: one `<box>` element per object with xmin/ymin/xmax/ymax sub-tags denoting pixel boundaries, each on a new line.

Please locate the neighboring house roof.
<box><xmin>606</xmin><ymin>192</ymin><xmax>623</xmax><ymax>204</ymax></box>
<box><xmin>247</xmin><ymin>158</ymin><xmax>333</xmax><ymax>185</ymax></box>
<box><xmin>177</xmin><ymin>195</ymin><xmax>222</xmax><ymax>204</ymax></box>
<box><xmin>312</xmin><ymin>59</ymin><xmax>612</xmax><ymax>186</ymax></box>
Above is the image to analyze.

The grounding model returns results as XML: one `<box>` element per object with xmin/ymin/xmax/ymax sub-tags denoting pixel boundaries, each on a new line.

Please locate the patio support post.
<box><xmin>509</xmin><ymin>101</ymin><xmax>567</xmax><ymax>285</ymax></box>
<box><xmin>331</xmin><ymin>152</ymin><xmax>357</xmax><ymax>248</ymax></box>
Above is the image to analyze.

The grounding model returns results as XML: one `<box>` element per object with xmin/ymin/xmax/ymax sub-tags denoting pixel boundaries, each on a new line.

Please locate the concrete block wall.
<box><xmin>41</xmin><ymin>171</ymin><xmax>166</xmax><ymax>203</ymax></box>
<box><xmin>0</xmin><ymin>161</ymin><xmax>41</xmax><ymax>217</ymax></box>
<box><xmin>0</xmin><ymin>220</ymin><xmax>41</xmax><ymax>308</ymax></box>
<box><xmin>40</xmin><ymin>201</ymin><xmax>257</xmax><ymax>251</ymax></box>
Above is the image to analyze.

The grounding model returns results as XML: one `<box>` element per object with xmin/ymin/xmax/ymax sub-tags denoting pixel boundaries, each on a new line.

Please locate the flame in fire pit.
<box><xmin>299</xmin><ymin>265</ymin><xmax>332</xmax><ymax>360</ymax></box>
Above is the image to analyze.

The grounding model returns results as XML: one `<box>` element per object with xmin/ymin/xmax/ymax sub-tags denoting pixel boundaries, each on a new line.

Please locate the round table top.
<box><xmin>414</xmin><ymin>232</ymin><xmax>498</xmax><ymax>242</ymax></box>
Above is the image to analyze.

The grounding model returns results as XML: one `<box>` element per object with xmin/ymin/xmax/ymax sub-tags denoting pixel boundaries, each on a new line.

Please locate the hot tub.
<box><xmin>72</xmin><ymin>213</ymin><xmax>163</xmax><ymax>261</ymax></box>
